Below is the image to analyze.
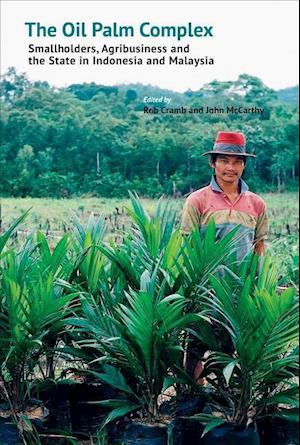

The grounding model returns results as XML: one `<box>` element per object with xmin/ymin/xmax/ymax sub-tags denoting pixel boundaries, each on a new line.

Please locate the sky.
<box><xmin>1</xmin><ymin>0</ymin><xmax>299</xmax><ymax>92</ymax></box>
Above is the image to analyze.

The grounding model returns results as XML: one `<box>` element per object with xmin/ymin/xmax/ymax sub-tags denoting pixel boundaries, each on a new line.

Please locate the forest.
<box><xmin>0</xmin><ymin>67</ymin><xmax>298</xmax><ymax>198</ymax></box>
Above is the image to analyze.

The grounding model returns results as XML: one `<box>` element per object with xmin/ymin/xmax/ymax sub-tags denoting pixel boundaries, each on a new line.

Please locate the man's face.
<box><xmin>210</xmin><ymin>155</ymin><xmax>245</xmax><ymax>183</ymax></box>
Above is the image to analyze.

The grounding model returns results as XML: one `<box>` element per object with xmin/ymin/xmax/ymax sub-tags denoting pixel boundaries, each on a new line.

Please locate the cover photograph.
<box><xmin>0</xmin><ymin>1</ymin><xmax>299</xmax><ymax>444</ymax></box>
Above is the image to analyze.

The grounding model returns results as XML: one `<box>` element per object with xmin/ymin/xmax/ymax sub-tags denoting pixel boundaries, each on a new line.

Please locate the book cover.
<box><xmin>0</xmin><ymin>1</ymin><xmax>299</xmax><ymax>444</ymax></box>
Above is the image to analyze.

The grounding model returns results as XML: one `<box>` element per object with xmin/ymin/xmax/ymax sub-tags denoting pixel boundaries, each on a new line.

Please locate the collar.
<box><xmin>210</xmin><ymin>175</ymin><xmax>249</xmax><ymax>194</ymax></box>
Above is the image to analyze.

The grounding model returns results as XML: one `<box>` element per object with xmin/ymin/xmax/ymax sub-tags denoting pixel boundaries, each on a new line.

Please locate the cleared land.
<box><xmin>2</xmin><ymin>193</ymin><xmax>298</xmax><ymax>287</ymax></box>
<box><xmin>0</xmin><ymin>192</ymin><xmax>299</xmax><ymax>237</ymax></box>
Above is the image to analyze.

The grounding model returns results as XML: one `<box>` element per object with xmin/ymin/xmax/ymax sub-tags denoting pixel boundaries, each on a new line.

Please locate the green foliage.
<box><xmin>70</xmin><ymin>211</ymin><xmax>107</xmax><ymax>294</ymax></box>
<box><xmin>199</xmin><ymin>256</ymin><xmax>299</xmax><ymax>428</ymax></box>
<box><xmin>0</xmin><ymin>215</ymin><xmax>78</xmax><ymax>413</ymax></box>
<box><xmin>269</xmin><ymin>235</ymin><xmax>299</xmax><ymax>287</ymax></box>
<box><xmin>66</xmin><ymin>270</ymin><xmax>195</xmax><ymax>421</ymax></box>
<box><xmin>63</xmin><ymin>196</ymin><xmax>223</xmax><ymax>423</ymax></box>
<box><xmin>96</xmin><ymin>192</ymin><xmax>183</xmax><ymax>293</ymax></box>
<box><xmin>177</xmin><ymin>221</ymin><xmax>243</xmax><ymax>301</ymax></box>
<box><xmin>0</xmin><ymin>195</ymin><xmax>298</xmax><ymax>444</ymax></box>
<box><xmin>0</xmin><ymin>68</ymin><xmax>298</xmax><ymax>198</ymax></box>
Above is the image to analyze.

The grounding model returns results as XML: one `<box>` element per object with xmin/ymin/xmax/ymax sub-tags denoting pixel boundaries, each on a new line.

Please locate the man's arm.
<box><xmin>254</xmin><ymin>204</ymin><xmax>269</xmax><ymax>255</ymax></box>
<box><xmin>181</xmin><ymin>200</ymin><xmax>201</xmax><ymax>234</ymax></box>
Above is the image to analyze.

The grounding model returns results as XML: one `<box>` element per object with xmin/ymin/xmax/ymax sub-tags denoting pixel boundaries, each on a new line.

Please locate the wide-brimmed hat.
<box><xmin>203</xmin><ymin>131</ymin><xmax>256</xmax><ymax>158</ymax></box>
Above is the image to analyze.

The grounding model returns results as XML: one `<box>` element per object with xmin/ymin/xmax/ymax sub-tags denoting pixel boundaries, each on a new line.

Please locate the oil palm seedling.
<box><xmin>33</xmin><ymin>231</ymin><xmax>79</xmax><ymax>379</ymax></box>
<box><xmin>191</xmin><ymin>255</ymin><xmax>299</xmax><ymax>445</ymax></box>
<box><xmin>66</xmin><ymin>267</ymin><xmax>204</xmax><ymax>444</ymax></box>
<box><xmin>172</xmin><ymin>221</ymin><xmax>247</xmax><ymax>395</ymax></box>
<box><xmin>0</xmin><ymin>229</ymin><xmax>78</xmax><ymax>443</ymax></box>
<box><xmin>60</xmin><ymin>213</ymin><xmax>121</xmax><ymax>376</ymax></box>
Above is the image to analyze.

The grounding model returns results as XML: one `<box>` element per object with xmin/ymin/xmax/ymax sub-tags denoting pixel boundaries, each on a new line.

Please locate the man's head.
<box><xmin>210</xmin><ymin>154</ymin><xmax>246</xmax><ymax>184</ymax></box>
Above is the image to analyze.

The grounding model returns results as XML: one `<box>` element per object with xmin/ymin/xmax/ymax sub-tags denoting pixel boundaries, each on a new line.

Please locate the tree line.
<box><xmin>0</xmin><ymin>67</ymin><xmax>298</xmax><ymax>198</ymax></box>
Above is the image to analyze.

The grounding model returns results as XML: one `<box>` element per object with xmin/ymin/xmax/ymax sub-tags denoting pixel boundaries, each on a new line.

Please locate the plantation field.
<box><xmin>1</xmin><ymin>192</ymin><xmax>298</xmax><ymax>288</ymax></box>
<box><xmin>0</xmin><ymin>192</ymin><xmax>299</xmax><ymax>238</ymax></box>
<box><xmin>0</xmin><ymin>192</ymin><xmax>298</xmax><ymax>444</ymax></box>
<box><xmin>0</xmin><ymin>196</ymin><xmax>177</xmax><ymax>236</ymax></box>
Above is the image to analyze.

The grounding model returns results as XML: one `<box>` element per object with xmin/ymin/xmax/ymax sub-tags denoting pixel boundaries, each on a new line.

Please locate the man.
<box><xmin>182</xmin><ymin>130</ymin><xmax>269</xmax><ymax>382</ymax></box>
<box><xmin>182</xmin><ymin>131</ymin><xmax>268</xmax><ymax>259</ymax></box>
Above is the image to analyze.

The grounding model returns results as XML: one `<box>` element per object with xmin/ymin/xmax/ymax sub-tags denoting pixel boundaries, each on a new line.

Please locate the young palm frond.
<box><xmin>0</xmin><ymin>210</ymin><xmax>30</xmax><ymax>256</ymax></box>
<box><xmin>201</xmin><ymin>256</ymin><xmax>299</xmax><ymax>427</ymax></box>
<box><xmin>177</xmin><ymin>220</ymin><xmax>245</xmax><ymax>303</ymax></box>
<box><xmin>70</xmin><ymin>212</ymin><xmax>107</xmax><ymax>294</ymax></box>
<box><xmin>97</xmin><ymin>193</ymin><xmax>182</xmax><ymax>293</ymax></box>
<box><xmin>35</xmin><ymin>231</ymin><xmax>74</xmax><ymax>280</ymax></box>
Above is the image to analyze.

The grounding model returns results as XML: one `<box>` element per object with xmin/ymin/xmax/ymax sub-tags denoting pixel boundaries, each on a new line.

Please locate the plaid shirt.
<box><xmin>182</xmin><ymin>176</ymin><xmax>269</xmax><ymax>260</ymax></box>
